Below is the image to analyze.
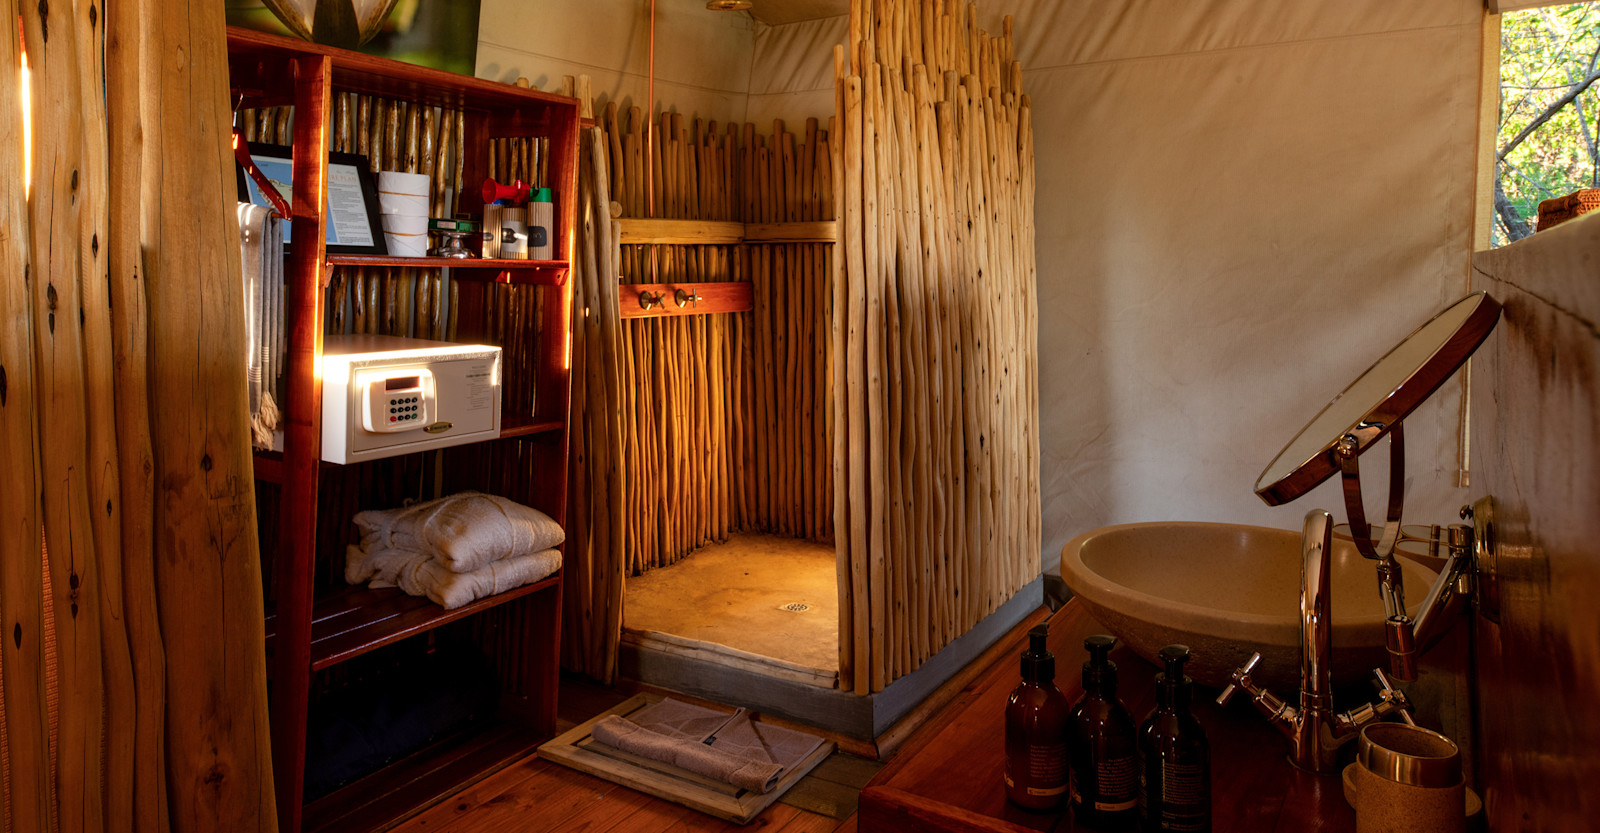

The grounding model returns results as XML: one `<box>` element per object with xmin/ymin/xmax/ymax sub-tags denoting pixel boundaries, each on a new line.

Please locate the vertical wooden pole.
<box><xmin>0</xmin><ymin>2</ymin><xmax>51</xmax><ymax>829</ymax></box>
<box><xmin>149</xmin><ymin>6</ymin><xmax>281</xmax><ymax>832</ymax></box>
<box><xmin>831</xmin><ymin>46</ymin><xmax>854</xmax><ymax>692</ymax></box>
<box><xmin>21</xmin><ymin>0</ymin><xmax>108</xmax><ymax>823</ymax></box>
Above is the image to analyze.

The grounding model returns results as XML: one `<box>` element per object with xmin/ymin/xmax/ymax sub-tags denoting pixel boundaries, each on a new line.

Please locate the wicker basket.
<box><xmin>1535</xmin><ymin>188</ymin><xmax>1600</xmax><ymax>231</ymax></box>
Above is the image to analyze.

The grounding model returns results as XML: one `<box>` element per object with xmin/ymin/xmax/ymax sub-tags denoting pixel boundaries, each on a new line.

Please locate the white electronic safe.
<box><xmin>320</xmin><ymin>335</ymin><xmax>502</xmax><ymax>464</ymax></box>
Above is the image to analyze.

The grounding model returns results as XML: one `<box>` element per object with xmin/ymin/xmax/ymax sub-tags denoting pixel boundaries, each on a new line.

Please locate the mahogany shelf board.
<box><xmin>264</xmin><ymin>576</ymin><xmax>561</xmax><ymax>672</ymax></box>
<box><xmin>499</xmin><ymin>420</ymin><xmax>564</xmax><ymax>440</ymax></box>
<box><xmin>228</xmin><ymin>26</ymin><xmax>579</xmax><ymax>115</ymax></box>
<box><xmin>538</xmin><ymin>693</ymin><xmax>835</xmax><ymax>824</ymax></box>
<box><xmin>251</xmin><ymin>423</ymin><xmax>559</xmax><ymax>484</ymax></box>
<box><xmin>860</xmin><ymin>599</ymin><xmax>1358</xmax><ymax>832</ymax></box>
<box><xmin>326</xmin><ymin>255</ymin><xmax>561</xmax><ymax>269</ymax></box>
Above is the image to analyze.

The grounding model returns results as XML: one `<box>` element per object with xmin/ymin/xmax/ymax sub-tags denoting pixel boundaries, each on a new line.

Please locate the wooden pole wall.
<box><xmin>835</xmin><ymin>0</ymin><xmax>1040</xmax><ymax>693</ymax></box>
<box><xmin>0</xmin><ymin>1</ymin><xmax>281</xmax><ymax>831</ymax></box>
<box><xmin>592</xmin><ymin>109</ymin><xmax>835</xmax><ymax>580</ymax></box>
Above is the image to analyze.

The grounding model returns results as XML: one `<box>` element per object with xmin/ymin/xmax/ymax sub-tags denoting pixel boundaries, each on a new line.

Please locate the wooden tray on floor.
<box><xmin>537</xmin><ymin>693</ymin><xmax>834</xmax><ymax>824</ymax></box>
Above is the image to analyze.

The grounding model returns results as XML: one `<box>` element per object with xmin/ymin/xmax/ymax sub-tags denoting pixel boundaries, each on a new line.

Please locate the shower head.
<box><xmin>706</xmin><ymin>0</ymin><xmax>753</xmax><ymax>10</ymax></box>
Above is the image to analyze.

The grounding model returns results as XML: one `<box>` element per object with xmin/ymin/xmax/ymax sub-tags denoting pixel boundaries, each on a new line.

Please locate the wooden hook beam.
<box><xmin>618</xmin><ymin>281</ymin><xmax>752</xmax><ymax>319</ymax></box>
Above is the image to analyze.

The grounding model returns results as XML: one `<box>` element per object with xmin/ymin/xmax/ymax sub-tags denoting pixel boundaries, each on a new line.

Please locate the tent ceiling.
<box><xmin>745</xmin><ymin>0</ymin><xmax>849</xmax><ymax>25</ymax></box>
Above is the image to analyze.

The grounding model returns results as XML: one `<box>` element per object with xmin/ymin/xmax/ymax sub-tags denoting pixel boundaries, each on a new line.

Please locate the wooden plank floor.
<box><xmin>387</xmin><ymin>675</ymin><xmax>861</xmax><ymax>833</ymax></box>
<box><xmin>388</xmin><ymin>753</ymin><xmax>849</xmax><ymax>832</ymax></box>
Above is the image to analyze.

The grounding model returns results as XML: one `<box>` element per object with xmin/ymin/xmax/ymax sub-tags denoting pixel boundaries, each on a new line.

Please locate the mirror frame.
<box><xmin>1255</xmin><ymin>292</ymin><xmax>1503</xmax><ymax>507</ymax></box>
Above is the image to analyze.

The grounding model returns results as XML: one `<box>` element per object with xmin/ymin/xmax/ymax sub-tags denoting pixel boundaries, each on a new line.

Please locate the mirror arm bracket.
<box><xmin>1336</xmin><ymin>421</ymin><xmax>1405</xmax><ymax>564</ymax></box>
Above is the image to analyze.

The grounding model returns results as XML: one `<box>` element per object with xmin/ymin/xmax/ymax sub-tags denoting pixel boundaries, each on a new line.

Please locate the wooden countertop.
<box><xmin>859</xmin><ymin>599</ymin><xmax>1355</xmax><ymax>831</ymax></box>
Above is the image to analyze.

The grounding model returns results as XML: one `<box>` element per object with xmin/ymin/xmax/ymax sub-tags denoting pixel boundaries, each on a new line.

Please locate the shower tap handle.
<box><xmin>674</xmin><ymin>288</ymin><xmax>701</xmax><ymax>308</ymax></box>
<box><xmin>639</xmin><ymin>290</ymin><xmax>663</xmax><ymax>310</ymax></box>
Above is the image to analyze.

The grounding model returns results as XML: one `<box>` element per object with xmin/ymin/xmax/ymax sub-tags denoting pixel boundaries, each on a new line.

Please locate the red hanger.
<box><xmin>232</xmin><ymin>90</ymin><xmax>292</xmax><ymax>218</ymax></box>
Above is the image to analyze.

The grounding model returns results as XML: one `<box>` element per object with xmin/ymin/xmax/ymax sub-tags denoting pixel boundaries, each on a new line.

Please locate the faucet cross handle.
<box><xmin>1216</xmin><ymin>652</ymin><xmax>1263</xmax><ymax>706</ymax></box>
<box><xmin>1372</xmin><ymin>668</ymin><xmax>1416</xmax><ymax>726</ymax></box>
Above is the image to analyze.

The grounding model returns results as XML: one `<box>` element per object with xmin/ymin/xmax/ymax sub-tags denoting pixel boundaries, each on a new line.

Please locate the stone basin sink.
<box><xmin>1059</xmin><ymin>521</ymin><xmax>1437</xmax><ymax>690</ymax></box>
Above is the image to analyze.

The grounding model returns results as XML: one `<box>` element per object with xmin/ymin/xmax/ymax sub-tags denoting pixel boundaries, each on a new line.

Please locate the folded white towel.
<box><xmin>351</xmin><ymin>491</ymin><xmax>564</xmax><ymax>574</ymax></box>
<box><xmin>418</xmin><ymin>492</ymin><xmax>565</xmax><ymax>573</ymax></box>
<box><xmin>345</xmin><ymin>544</ymin><xmax>561</xmax><ymax>610</ymax></box>
<box><xmin>399</xmin><ymin>548</ymin><xmax>562</xmax><ymax>610</ymax></box>
<box><xmin>345</xmin><ymin>491</ymin><xmax>565</xmax><ymax>609</ymax></box>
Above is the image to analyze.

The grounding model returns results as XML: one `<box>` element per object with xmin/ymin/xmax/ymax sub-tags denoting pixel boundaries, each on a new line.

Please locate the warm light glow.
<box><xmin>21</xmin><ymin>47</ymin><xmax>30</xmax><ymax>199</ymax></box>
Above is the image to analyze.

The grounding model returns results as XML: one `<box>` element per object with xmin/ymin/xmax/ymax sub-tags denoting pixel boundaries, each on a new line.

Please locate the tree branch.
<box><xmin>1495</xmin><ymin>176</ymin><xmax>1534</xmax><ymax>243</ymax></box>
<box><xmin>1499</xmin><ymin>46</ymin><xmax>1600</xmax><ymax>161</ymax></box>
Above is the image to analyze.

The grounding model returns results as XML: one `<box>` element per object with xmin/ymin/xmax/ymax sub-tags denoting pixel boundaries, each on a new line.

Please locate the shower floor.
<box><xmin>623</xmin><ymin>532</ymin><xmax>838</xmax><ymax>687</ymax></box>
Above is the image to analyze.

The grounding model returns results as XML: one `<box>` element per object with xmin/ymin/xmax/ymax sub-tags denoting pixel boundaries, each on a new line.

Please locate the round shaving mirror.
<box><xmin>1255</xmin><ymin>291</ymin><xmax>1502</xmax><ymax>507</ymax></box>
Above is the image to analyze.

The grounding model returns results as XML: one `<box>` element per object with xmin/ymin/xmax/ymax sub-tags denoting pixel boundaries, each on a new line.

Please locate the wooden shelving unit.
<box><xmin>229</xmin><ymin>27</ymin><xmax>578</xmax><ymax>833</ymax></box>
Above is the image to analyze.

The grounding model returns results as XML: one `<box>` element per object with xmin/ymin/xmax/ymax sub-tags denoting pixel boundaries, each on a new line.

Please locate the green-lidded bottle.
<box><xmin>1069</xmin><ymin>635</ymin><xmax>1138</xmax><ymax>830</ymax></box>
<box><xmin>1005</xmin><ymin>624</ymin><xmax>1071</xmax><ymax>811</ymax></box>
<box><xmin>1137</xmin><ymin>645</ymin><xmax>1211</xmax><ymax>832</ymax></box>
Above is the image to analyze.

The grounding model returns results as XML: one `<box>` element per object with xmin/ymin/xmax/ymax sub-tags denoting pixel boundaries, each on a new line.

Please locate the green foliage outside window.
<box><xmin>1495</xmin><ymin>3</ymin><xmax>1600</xmax><ymax>245</ymax></box>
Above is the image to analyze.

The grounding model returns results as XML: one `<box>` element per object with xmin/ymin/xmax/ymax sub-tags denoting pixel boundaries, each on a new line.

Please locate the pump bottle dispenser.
<box><xmin>1069</xmin><ymin>634</ymin><xmax>1139</xmax><ymax>830</ymax></box>
<box><xmin>1004</xmin><ymin>624</ymin><xmax>1070</xmax><ymax>810</ymax></box>
<box><xmin>1138</xmin><ymin>645</ymin><xmax>1211</xmax><ymax>832</ymax></box>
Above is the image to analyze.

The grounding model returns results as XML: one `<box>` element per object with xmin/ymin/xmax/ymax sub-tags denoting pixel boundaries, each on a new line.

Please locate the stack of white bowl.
<box><xmin>377</xmin><ymin>171</ymin><xmax>431</xmax><ymax>256</ymax></box>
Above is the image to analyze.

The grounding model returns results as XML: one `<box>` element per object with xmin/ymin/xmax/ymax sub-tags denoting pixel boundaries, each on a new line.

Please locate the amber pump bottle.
<box><xmin>1004</xmin><ymin>624</ymin><xmax>1071</xmax><ymax>810</ymax></box>
<box><xmin>1069</xmin><ymin>635</ymin><xmax>1138</xmax><ymax>830</ymax></box>
<box><xmin>1137</xmin><ymin>645</ymin><xmax>1211</xmax><ymax>832</ymax></box>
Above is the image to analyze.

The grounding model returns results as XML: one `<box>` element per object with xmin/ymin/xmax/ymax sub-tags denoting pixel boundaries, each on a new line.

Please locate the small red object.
<box><xmin>482</xmin><ymin>177</ymin><xmax>531</xmax><ymax>205</ymax></box>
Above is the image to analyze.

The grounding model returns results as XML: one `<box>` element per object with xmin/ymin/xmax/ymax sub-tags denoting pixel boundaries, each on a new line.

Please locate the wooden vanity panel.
<box><xmin>1469</xmin><ymin>213</ymin><xmax>1600</xmax><ymax>829</ymax></box>
<box><xmin>860</xmin><ymin>600</ymin><xmax>1356</xmax><ymax>831</ymax></box>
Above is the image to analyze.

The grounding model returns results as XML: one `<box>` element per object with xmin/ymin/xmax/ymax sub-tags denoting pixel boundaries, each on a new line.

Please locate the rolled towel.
<box><xmin>590</xmin><ymin>714</ymin><xmax>785</xmax><ymax>794</ymax></box>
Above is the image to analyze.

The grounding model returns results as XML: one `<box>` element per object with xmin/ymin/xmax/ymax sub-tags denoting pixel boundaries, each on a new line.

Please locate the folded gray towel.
<box><xmin>591</xmin><ymin>714</ymin><xmax>783</xmax><ymax>794</ymax></box>
<box><xmin>588</xmin><ymin>698</ymin><xmax>827</xmax><ymax>794</ymax></box>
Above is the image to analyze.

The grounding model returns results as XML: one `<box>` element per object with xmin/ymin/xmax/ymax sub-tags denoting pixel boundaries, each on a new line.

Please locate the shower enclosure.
<box><xmin>562</xmin><ymin>0</ymin><xmax>1039</xmax><ymax>740</ymax></box>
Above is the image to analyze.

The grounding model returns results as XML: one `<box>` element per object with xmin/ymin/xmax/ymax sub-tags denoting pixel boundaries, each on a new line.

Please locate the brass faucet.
<box><xmin>1216</xmin><ymin>509</ymin><xmax>1415</xmax><ymax>773</ymax></box>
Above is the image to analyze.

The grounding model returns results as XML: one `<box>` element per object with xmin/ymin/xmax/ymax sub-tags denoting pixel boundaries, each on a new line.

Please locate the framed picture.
<box><xmin>236</xmin><ymin>143</ymin><xmax>388</xmax><ymax>256</ymax></box>
<box><xmin>225</xmin><ymin>0</ymin><xmax>481</xmax><ymax>76</ymax></box>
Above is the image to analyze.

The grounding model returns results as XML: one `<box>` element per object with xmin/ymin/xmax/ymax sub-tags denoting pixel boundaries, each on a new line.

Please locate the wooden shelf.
<box><xmin>229</xmin><ymin>27</ymin><xmax>577</xmax><ymax>116</ymax></box>
<box><xmin>253</xmin><ymin>422</ymin><xmax>561</xmax><ymax>484</ymax></box>
<box><xmin>500</xmin><ymin>420</ymin><xmax>565</xmax><ymax>439</ymax></box>
<box><xmin>301</xmin><ymin>718</ymin><xmax>544</xmax><ymax>833</ymax></box>
<box><xmin>264</xmin><ymin>576</ymin><xmax>560</xmax><ymax>673</ymax></box>
<box><xmin>230</xmin><ymin>23</ymin><xmax>575</xmax><ymax>833</ymax></box>
<box><xmin>327</xmin><ymin>254</ymin><xmax>570</xmax><ymax>286</ymax></box>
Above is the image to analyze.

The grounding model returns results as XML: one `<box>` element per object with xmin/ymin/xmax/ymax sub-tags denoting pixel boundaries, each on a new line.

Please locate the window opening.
<box><xmin>1494</xmin><ymin>3</ymin><xmax>1600</xmax><ymax>245</ymax></box>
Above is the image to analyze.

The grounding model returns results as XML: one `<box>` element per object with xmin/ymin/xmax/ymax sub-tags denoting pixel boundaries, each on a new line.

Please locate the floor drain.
<box><xmin>779</xmin><ymin>602</ymin><xmax>811</xmax><ymax>612</ymax></box>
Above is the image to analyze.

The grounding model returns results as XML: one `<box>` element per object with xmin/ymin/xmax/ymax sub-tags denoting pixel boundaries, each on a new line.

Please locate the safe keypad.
<box><xmin>389</xmin><ymin>396</ymin><xmax>421</xmax><ymax>423</ymax></box>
